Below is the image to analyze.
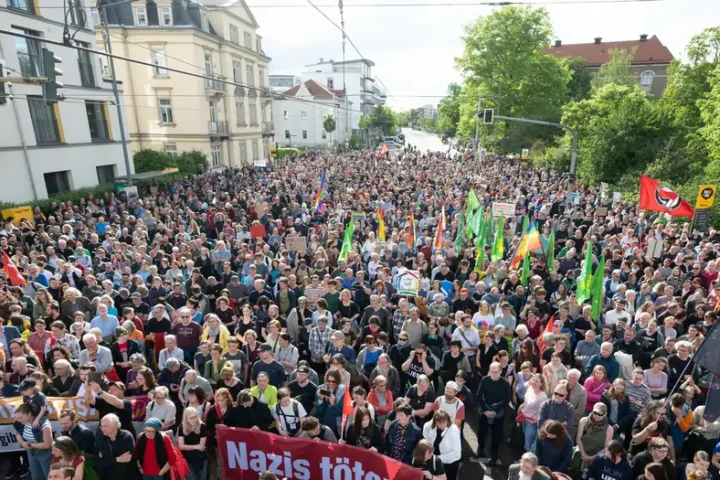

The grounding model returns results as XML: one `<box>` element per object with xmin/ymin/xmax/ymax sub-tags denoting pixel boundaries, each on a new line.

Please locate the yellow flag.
<box><xmin>377</xmin><ymin>207</ymin><xmax>386</xmax><ymax>242</ymax></box>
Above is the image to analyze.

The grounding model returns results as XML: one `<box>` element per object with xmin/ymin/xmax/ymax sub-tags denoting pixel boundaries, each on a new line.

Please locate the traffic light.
<box><xmin>482</xmin><ymin>108</ymin><xmax>494</xmax><ymax>124</ymax></box>
<box><xmin>42</xmin><ymin>48</ymin><xmax>63</xmax><ymax>104</ymax></box>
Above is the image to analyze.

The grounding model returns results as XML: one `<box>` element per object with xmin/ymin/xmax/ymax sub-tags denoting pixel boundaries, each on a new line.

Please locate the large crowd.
<box><xmin>0</xmin><ymin>145</ymin><xmax>718</xmax><ymax>480</ymax></box>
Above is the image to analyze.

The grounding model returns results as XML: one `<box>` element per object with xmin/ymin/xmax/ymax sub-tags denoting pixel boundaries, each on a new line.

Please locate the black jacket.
<box><xmin>384</xmin><ymin>420</ymin><xmax>422</xmax><ymax>465</ymax></box>
<box><xmin>66</xmin><ymin>423</ymin><xmax>95</xmax><ymax>454</ymax></box>
<box><xmin>225</xmin><ymin>398</ymin><xmax>273</xmax><ymax>431</ymax></box>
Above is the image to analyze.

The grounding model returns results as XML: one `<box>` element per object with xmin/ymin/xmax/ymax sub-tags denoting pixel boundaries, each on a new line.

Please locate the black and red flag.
<box><xmin>639</xmin><ymin>175</ymin><xmax>694</xmax><ymax>217</ymax></box>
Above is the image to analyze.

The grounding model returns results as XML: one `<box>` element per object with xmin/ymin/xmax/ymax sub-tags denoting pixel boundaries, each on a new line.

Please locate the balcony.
<box><xmin>209</xmin><ymin>121</ymin><xmax>229</xmax><ymax>137</ymax></box>
<box><xmin>261</xmin><ymin>121</ymin><xmax>274</xmax><ymax>137</ymax></box>
<box><xmin>205</xmin><ymin>76</ymin><xmax>226</xmax><ymax>96</ymax></box>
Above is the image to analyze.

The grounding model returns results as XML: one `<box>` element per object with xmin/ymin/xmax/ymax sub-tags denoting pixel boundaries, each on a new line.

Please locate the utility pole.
<box><xmin>494</xmin><ymin>114</ymin><xmax>578</xmax><ymax>191</ymax></box>
<box><xmin>493</xmin><ymin>82</ymin><xmax>501</xmax><ymax>153</ymax></box>
<box><xmin>474</xmin><ymin>96</ymin><xmax>481</xmax><ymax>153</ymax></box>
<box><xmin>339</xmin><ymin>0</ymin><xmax>348</xmax><ymax>150</ymax></box>
<box><xmin>97</xmin><ymin>0</ymin><xmax>134</xmax><ymax>186</ymax></box>
<box><xmin>8</xmin><ymin>83</ymin><xmax>38</xmax><ymax>201</ymax></box>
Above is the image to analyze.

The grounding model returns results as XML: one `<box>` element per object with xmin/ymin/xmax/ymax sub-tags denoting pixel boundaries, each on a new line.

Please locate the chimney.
<box><xmin>319</xmin><ymin>57</ymin><xmax>324</xmax><ymax>62</ymax></box>
<box><xmin>639</xmin><ymin>34</ymin><xmax>648</xmax><ymax>42</ymax></box>
<box><xmin>554</xmin><ymin>40</ymin><xmax>562</xmax><ymax>47</ymax></box>
<box><xmin>594</xmin><ymin>37</ymin><xmax>602</xmax><ymax>44</ymax></box>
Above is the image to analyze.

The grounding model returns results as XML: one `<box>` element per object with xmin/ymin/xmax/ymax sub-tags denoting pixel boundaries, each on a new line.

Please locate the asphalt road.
<box><xmin>401</xmin><ymin>127</ymin><xmax>451</xmax><ymax>153</ymax></box>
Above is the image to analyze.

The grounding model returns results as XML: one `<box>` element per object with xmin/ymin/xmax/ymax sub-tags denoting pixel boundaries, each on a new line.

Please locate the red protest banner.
<box><xmin>216</xmin><ymin>425</ymin><xmax>423</xmax><ymax>480</ymax></box>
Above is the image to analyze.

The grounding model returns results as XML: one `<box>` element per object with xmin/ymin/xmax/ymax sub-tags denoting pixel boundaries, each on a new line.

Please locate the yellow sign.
<box><xmin>695</xmin><ymin>185</ymin><xmax>717</xmax><ymax>210</ymax></box>
<box><xmin>270</xmin><ymin>146</ymin><xmax>277</xmax><ymax>158</ymax></box>
<box><xmin>0</xmin><ymin>396</ymin><xmax>98</xmax><ymax>425</ymax></box>
<box><xmin>521</xmin><ymin>148</ymin><xmax>529</xmax><ymax>160</ymax></box>
<box><xmin>1</xmin><ymin>206</ymin><xmax>34</xmax><ymax>226</ymax></box>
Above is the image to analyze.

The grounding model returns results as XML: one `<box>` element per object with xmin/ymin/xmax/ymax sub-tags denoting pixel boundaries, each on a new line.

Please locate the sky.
<box><xmin>250</xmin><ymin>0</ymin><xmax>720</xmax><ymax>111</ymax></box>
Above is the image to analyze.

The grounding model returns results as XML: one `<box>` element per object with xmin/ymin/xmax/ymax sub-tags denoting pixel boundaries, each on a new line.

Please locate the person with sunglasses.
<box><xmin>538</xmin><ymin>381</ymin><xmax>575</xmax><ymax>433</ymax></box>
<box><xmin>574</xmin><ymin>403</ymin><xmax>613</xmax><ymax>475</ymax></box>
<box><xmin>314</xmin><ymin>370</ymin><xmax>345</xmax><ymax>437</ymax></box>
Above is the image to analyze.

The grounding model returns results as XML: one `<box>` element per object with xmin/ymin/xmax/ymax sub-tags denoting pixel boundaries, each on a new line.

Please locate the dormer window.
<box><xmin>160</xmin><ymin>6</ymin><xmax>172</xmax><ymax>26</ymax></box>
<box><xmin>200</xmin><ymin>10</ymin><xmax>209</xmax><ymax>32</ymax></box>
<box><xmin>135</xmin><ymin>6</ymin><xmax>147</xmax><ymax>26</ymax></box>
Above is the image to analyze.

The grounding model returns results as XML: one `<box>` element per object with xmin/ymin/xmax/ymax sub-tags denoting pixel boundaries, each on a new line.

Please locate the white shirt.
<box><xmin>451</xmin><ymin>327</ymin><xmax>480</xmax><ymax>357</ymax></box>
<box><xmin>604</xmin><ymin>309</ymin><xmax>631</xmax><ymax>327</ymax></box>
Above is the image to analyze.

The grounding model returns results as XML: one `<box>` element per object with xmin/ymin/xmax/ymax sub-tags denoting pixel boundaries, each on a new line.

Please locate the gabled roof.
<box><xmin>544</xmin><ymin>35</ymin><xmax>674</xmax><ymax>67</ymax></box>
<box><xmin>281</xmin><ymin>80</ymin><xmax>337</xmax><ymax>99</ymax></box>
<box><xmin>203</xmin><ymin>0</ymin><xmax>259</xmax><ymax>28</ymax></box>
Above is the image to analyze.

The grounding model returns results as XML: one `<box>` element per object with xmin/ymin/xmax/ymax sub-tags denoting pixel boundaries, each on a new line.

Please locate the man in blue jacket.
<box><xmin>585</xmin><ymin>342</ymin><xmax>620</xmax><ymax>382</ymax></box>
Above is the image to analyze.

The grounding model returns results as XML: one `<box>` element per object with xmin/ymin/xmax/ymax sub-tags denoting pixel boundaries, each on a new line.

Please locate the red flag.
<box><xmin>3</xmin><ymin>251</ymin><xmax>26</xmax><ymax>286</ymax></box>
<box><xmin>537</xmin><ymin>315</ymin><xmax>555</xmax><ymax>352</ymax></box>
<box><xmin>342</xmin><ymin>385</ymin><xmax>354</xmax><ymax>417</ymax></box>
<box><xmin>639</xmin><ymin>175</ymin><xmax>694</xmax><ymax>217</ymax></box>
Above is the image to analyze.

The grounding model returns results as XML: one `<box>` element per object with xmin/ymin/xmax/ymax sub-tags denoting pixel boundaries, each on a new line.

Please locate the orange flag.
<box><xmin>537</xmin><ymin>315</ymin><xmax>555</xmax><ymax>353</ymax></box>
<box><xmin>381</xmin><ymin>143</ymin><xmax>389</xmax><ymax>154</ymax></box>
<box><xmin>3</xmin><ymin>251</ymin><xmax>26</xmax><ymax>286</ymax></box>
<box><xmin>342</xmin><ymin>386</ymin><xmax>354</xmax><ymax>417</ymax></box>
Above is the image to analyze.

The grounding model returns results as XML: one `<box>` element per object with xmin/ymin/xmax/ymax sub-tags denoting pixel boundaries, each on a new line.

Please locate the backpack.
<box><xmin>274</xmin><ymin>401</ymin><xmax>301</xmax><ymax>435</ymax></box>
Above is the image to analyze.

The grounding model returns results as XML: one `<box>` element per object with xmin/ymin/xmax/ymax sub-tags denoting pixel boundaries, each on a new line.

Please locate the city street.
<box><xmin>402</xmin><ymin>127</ymin><xmax>449</xmax><ymax>153</ymax></box>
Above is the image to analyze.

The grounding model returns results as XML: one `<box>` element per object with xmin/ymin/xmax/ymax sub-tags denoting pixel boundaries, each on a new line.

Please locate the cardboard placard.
<box><xmin>492</xmin><ymin>202</ymin><xmax>516</xmax><ymax>217</ymax></box>
<box><xmin>249</xmin><ymin>225</ymin><xmax>266</xmax><ymax>238</ymax></box>
<box><xmin>397</xmin><ymin>269</ymin><xmax>420</xmax><ymax>296</ymax></box>
<box><xmin>595</xmin><ymin>207</ymin><xmax>608</xmax><ymax>217</ymax></box>
<box><xmin>1</xmin><ymin>206</ymin><xmax>33</xmax><ymax>226</ymax></box>
<box><xmin>646</xmin><ymin>236</ymin><xmax>663</xmax><ymax>259</ymax></box>
<box><xmin>286</xmin><ymin>236</ymin><xmax>307</xmax><ymax>253</ymax></box>
<box><xmin>613</xmin><ymin>192</ymin><xmax>621</xmax><ymax>203</ymax></box>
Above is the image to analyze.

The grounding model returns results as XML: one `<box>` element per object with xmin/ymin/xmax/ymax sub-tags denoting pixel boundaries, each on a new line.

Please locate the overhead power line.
<box><xmin>0</xmin><ymin>28</ymin><xmax>358</xmax><ymax>114</ymax></box>
<box><xmin>34</xmin><ymin>0</ymin><xmax>668</xmax><ymax>7</ymax></box>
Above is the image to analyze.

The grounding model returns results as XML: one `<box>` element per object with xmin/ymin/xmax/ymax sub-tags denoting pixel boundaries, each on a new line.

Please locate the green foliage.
<box><xmin>591</xmin><ymin>48</ymin><xmax>637</xmax><ymax>90</ymax></box>
<box><xmin>367</xmin><ymin>106</ymin><xmax>397</xmax><ymax>135</ymax></box>
<box><xmin>563</xmin><ymin>57</ymin><xmax>592</xmax><ymax>101</ymax></box>
<box><xmin>323</xmin><ymin>115</ymin><xmax>337</xmax><ymax>134</ymax></box>
<box><xmin>276</xmin><ymin>147</ymin><xmax>299</xmax><ymax>160</ymax></box>
<box><xmin>358</xmin><ymin>114</ymin><xmax>371</xmax><ymax>130</ymax></box>
<box><xmin>133</xmin><ymin>149</ymin><xmax>176</xmax><ymax>173</ymax></box>
<box><xmin>419</xmin><ymin>117</ymin><xmax>438</xmax><ymax>133</ymax></box>
<box><xmin>455</xmin><ymin>6</ymin><xmax>570</xmax><ymax>151</ymax></box>
<box><xmin>561</xmin><ymin>84</ymin><xmax>659</xmax><ymax>184</ymax></box>
<box><xmin>436</xmin><ymin>83</ymin><xmax>462</xmax><ymax>138</ymax></box>
<box><xmin>349</xmin><ymin>133</ymin><xmax>361</xmax><ymax>149</ymax></box>
<box><xmin>176</xmin><ymin>150</ymin><xmax>209</xmax><ymax>175</ymax></box>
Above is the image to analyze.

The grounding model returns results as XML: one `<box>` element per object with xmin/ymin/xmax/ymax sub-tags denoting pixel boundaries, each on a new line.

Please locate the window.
<box><xmin>44</xmin><ymin>171</ymin><xmax>72</xmax><ymax>195</ymax></box>
<box><xmin>248</xmin><ymin>100</ymin><xmax>257</xmax><ymax>125</ymax></box>
<box><xmin>256</xmin><ymin>38</ymin><xmax>262</xmax><ymax>53</ymax></box>
<box><xmin>640</xmin><ymin>70</ymin><xmax>655</xmax><ymax>87</ymax></box>
<box><xmin>77</xmin><ymin>42</ymin><xmax>94</xmax><ymax>87</ymax></box>
<box><xmin>99</xmin><ymin>56</ymin><xmax>110</xmax><ymax>76</ymax></box>
<box><xmin>260</xmin><ymin>106</ymin><xmax>266</xmax><ymax>123</ymax></box>
<box><xmin>165</xmin><ymin>143</ymin><xmax>178</xmax><ymax>156</ymax></box>
<box><xmin>27</xmin><ymin>96</ymin><xmax>60</xmax><ymax>144</ymax></box>
<box><xmin>252</xmin><ymin>140</ymin><xmax>259</xmax><ymax>161</ymax></box>
<box><xmin>322</xmin><ymin>131</ymin><xmax>326</xmax><ymax>139</ymax></box>
<box><xmin>91</xmin><ymin>8</ymin><xmax>101</xmax><ymax>26</ymax></box>
<box><xmin>301</xmin><ymin>111</ymin><xmax>307</xmax><ymax>121</ymax></box>
<box><xmin>258</xmin><ymin>67</ymin><xmax>265</xmax><ymax>88</ymax></box>
<box><xmin>209</xmin><ymin>100</ymin><xmax>217</xmax><ymax>123</ymax></box>
<box><xmin>135</xmin><ymin>6</ymin><xmax>147</xmax><ymax>26</ymax></box>
<box><xmin>232</xmin><ymin>59</ymin><xmax>242</xmax><ymax>83</ymax></box>
<box><xmin>200</xmin><ymin>10</ymin><xmax>209</xmax><ymax>32</ymax></box>
<box><xmin>8</xmin><ymin>0</ymin><xmax>35</xmax><ymax>14</ymax></box>
<box><xmin>284</xmin><ymin>130</ymin><xmax>290</xmax><ymax>139</ymax></box>
<box><xmin>327</xmin><ymin>78</ymin><xmax>334</xmax><ymax>89</ymax></box>
<box><xmin>96</xmin><ymin>165</ymin><xmax>116</xmax><ymax>184</ymax></box>
<box><xmin>263</xmin><ymin>139</ymin><xmax>269</xmax><ymax>159</ymax></box>
<box><xmin>238</xmin><ymin>141</ymin><xmax>247</xmax><ymax>164</ymax></box>
<box><xmin>67</xmin><ymin>0</ymin><xmax>84</xmax><ymax>26</ymax></box>
<box><xmin>244</xmin><ymin>31</ymin><xmax>252</xmax><ymax>49</ymax></box>
<box><xmin>302</xmin><ymin>130</ymin><xmax>308</xmax><ymax>139</ymax></box>
<box><xmin>283</xmin><ymin>111</ymin><xmax>288</xmax><ymax>120</ymax></box>
<box><xmin>160</xmin><ymin>7</ymin><xmax>172</xmax><ymax>26</ymax></box>
<box><xmin>151</xmin><ymin>49</ymin><xmax>168</xmax><ymax>76</ymax></box>
<box><xmin>15</xmin><ymin>31</ymin><xmax>41</xmax><ymax>76</ymax></box>
<box><xmin>211</xmin><ymin>144</ymin><xmax>222</xmax><ymax>167</ymax></box>
<box><xmin>204</xmin><ymin>53</ymin><xmax>213</xmax><ymax>76</ymax></box>
<box><xmin>236</xmin><ymin>100</ymin><xmax>245</xmax><ymax>125</ymax></box>
<box><xmin>158</xmin><ymin>98</ymin><xmax>173</xmax><ymax>124</ymax></box>
<box><xmin>85</xmin><ymin>101</ymin><xmax>109</xmax><ymax>141</ymax></box>
<box><xmin>246</xmin><ymin>64</ymin><xmax>254</xmax><ymax>87</ymax></box>
<box><xmin>230</xmin><ymin>25</ymin><xmax>239</xmax><ymax>45</ymax></box>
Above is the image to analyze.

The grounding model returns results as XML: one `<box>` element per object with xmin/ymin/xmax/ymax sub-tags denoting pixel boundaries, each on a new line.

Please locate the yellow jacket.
<box><xmin>250</xmin><ymin>385</ymin><xmax>278</xmax><ymax>409</ymax></box>
<box><xmin>201</xmin><ymin>324</ymin><xmax>231</xmax><ymax>352</ymax></box>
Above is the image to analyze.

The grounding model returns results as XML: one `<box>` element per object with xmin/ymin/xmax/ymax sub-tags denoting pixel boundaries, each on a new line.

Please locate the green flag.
<box><xmin>546</xmin><ymin>228</ymin><xmax>556</xmax><ymax>272</ymax></box>
<box><xmin>338</xmin><ymin>220</ymin><xmax>355</xmax><ymax>262</ymax></box>
<box><xmin>455</xmin><ymin>212</ymin><xmax>465</xmax><ymax>253</ymax></box>
<box><xmin>474</xmin><ymin>217</ymin><xmax>487</xmax><ymax>268</ymax></box>
<box><xmin>521</xmin><ymin>214</ymin><xmax>529</xmax><ymax>235</ymax></box>
<box><xmin>491</xmin><ymin>214</ymin><xmax>505</xmax><ymax>261</ymax></box>
<box><xmin>521</xmin><ymin>251</ymin><xmax>531</xmax><ymax>286</ymax></box>
<box><xmin>469</xmin><ymin>206</ymin><xmax>485</xmax><ymax>239</ymax></box>
<box><xmin>590</xmin><ymin>254</ymin><xmax>606</xmax><ymax>320</ymax></box>
<box><xmin>485</xmin><ymin>213</ymin><xmax>494</xmax><ymax>248</ymax></box>
<box><xmin>576</xmin><ymin>245</ymin><xmax>594</xmax><ymax>304</ymax></box>
<box><xmin>465</xmin><ymin>189</ymin><xmax>480</xmax><ymax>239</ymax></box>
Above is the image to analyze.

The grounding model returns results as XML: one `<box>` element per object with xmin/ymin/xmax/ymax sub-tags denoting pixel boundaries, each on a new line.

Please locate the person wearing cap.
<box><xmin>288</xmin><ymin>363</ymin><xmax>318</xmax><ymax>414</ymax></box>
<box><xmin>432</xmin><ymin>381</ymin><xmax>465</xmax><ymax>428</ymax></box>
<box><xmin>129</xmin><ymin>291</ymin><xmax>151</xmax><ymax>322</ymax></box>
<box><xmin>18</xmin><ymin>377</ymin><xmax>49</xmax><ymax>427</ymax></box>
<box><xmin>323</xmin><ymin>330</ymin><xmax>356</xmax><ymax>365</ymax></box>
<box><xmin>85</xmin><ymin>379</ymin><xmax>136</xmax><ymax>436</ymax></box>
<box><xmin>250</xmin><ymin>343</ymin><xmax>287</xmax><ymax>388</ymax></box>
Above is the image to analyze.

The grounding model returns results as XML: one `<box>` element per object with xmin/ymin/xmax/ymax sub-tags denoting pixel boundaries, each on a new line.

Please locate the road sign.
<box><xmin>521</xmin><ymin>149</ymin><xmax>529</xmax><ymax>160</ymax></box>
<box><xmin>693</xmin><ymin>184</ymin><xmax>717</xmax><ymax>232</ymax></box>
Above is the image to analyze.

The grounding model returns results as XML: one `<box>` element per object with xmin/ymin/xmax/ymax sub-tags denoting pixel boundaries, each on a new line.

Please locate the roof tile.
<box><xmin>544</xmin><ymin>35</ymin><xmax>674</xmax><ymax>67</ymax></box>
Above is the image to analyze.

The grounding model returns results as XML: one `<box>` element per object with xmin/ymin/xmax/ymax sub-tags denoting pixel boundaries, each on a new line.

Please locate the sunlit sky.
<box><xmin>250</xmin><ymin>0</ymin><xmax>720</xmax><ymax>111</ymax></box>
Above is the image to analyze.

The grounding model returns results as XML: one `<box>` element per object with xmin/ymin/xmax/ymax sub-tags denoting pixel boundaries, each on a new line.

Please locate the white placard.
<box><xmin>492</xmin><ymin>202</ymin><xmax>516</xmax><ymax>217</ymax></box>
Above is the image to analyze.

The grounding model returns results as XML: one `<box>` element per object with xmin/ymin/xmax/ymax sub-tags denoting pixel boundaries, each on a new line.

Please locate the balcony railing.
<box><xmin>209</xmin><ymin>121</ymin><xmax>229</xmax><ymax>136</ymax></box>
<box><xmin>205</xmin><ymin>76</ymin><xmax>226</xmax><ymax>95</ymax></box>
<box><xmin>261</xmin><ymin>121</ymin><xmax>274</xmax><ymax>136</ymax></box>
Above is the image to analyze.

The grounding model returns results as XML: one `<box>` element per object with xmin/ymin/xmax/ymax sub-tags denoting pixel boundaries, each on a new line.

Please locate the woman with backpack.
<box><xmin>271</xmin><ymin>388</ymin><xmax>307</xmax><ymax>437</ymax></box>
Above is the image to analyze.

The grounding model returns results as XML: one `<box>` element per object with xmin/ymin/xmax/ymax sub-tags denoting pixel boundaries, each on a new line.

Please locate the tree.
<box><xmin>358</xmin><ymin>113</ymin><xmax>372</xmax><ymax>129</ymax></box>
<box><xmin>349</xmin><ymin>133</ymin><xmax>361</xmax><ymax>149</ymax></box>
<box><xmin>436</xmin><ymin>83</ymin><xmax>462</xmax><ymax>138</ymax></box>
<box><xmin>176</xmin><ymin>150</ymin><xmax>208</xmax><ymax>175</ymax></box>
<box><xmin>563</xmin><ymin>57</ymin><xmax>592</xmax><ymax>101</ymax></box>
<box><xmin>323</xmin><ymin>115</ymin><xmax>337</xmax><ymax>135</ymax></box>
<box><xmin>368</xmin><ymin>106</ymin><xmax>397</xmax><ymax>136</ymax></box>
<box><xmin>133</xmin><ymin>149</ymin><xmax>175</xmax><ymax>173</ymax></box>
<box><xmin>591</xmin><ymin>48</ymin><xmax>637</xmax><ymax>90</ymax></box>
<box><xmin>455</xmin><ymin>6</ymin><xmax>570</xmax><ymax>151</ymax></box>
<box><xmin>561</xmin><ymin>83</ymin><xmax>659</xmax><ymax>183</ymax></box>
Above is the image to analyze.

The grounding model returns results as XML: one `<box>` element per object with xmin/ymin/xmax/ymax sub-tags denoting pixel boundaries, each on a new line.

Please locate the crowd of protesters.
<box><xmin>0</xmin><ymin>146</ymin><xmax>717</xmax><ymax>480</ymax></box>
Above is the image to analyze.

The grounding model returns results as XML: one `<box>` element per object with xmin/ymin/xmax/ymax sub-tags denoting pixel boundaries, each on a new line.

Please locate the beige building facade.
<box><xmin>96</xmin><ymin>0</ymin><xmax>274</xmax><ymax>168</ymax></box>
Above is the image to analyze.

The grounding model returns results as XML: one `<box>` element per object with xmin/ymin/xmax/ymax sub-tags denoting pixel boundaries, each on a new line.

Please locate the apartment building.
<box><xmin>97</xmin><ymin>0</ymin><xmax>274</xmax><ymax>168</ymax></box>
<box><xmin>0</xmin><ymin>0</ymin><xmax>133</xmax><ymax>202</ymax></box>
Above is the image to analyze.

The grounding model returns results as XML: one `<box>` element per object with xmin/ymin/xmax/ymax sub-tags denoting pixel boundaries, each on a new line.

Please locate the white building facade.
<box><xmin>272</xmin><ymin>80</ymin><xmax>350</xmax><ymax>148</ymax></box>
<box><xmin>269</xmin><ymin>74</ymin><xmax>300</xmax><ymax>93</ymax></box>
<box><xmin>0</xmin><ymin>0</ymin><xmax>133</xmax><ymax>203</ymax></box>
